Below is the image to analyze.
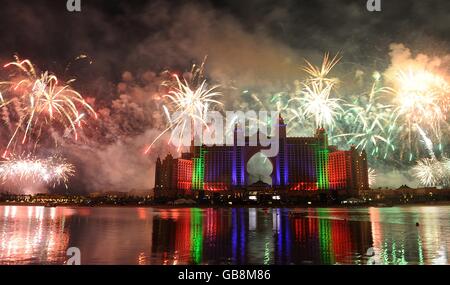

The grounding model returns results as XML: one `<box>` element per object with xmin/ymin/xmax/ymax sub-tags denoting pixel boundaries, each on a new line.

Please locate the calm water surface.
<box><xmin>0</xmin><ymin>205</ymin><xmax>449</xmax><ymax>265</ymax></box>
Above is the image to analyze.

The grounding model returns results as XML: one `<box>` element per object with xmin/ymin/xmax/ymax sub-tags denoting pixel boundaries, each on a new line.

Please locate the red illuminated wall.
<box><xmin>174</xmin><ymin>159</ymin><xmax>193</xmax><ymax>192</ymax></box>
<box><xmin>330</xmin><ymin>211</ymin><xmax>352</xmax><ymax>263</ymax></box>
<box><xmin>174</xmin><ymin>211</ymin><xmax>191</xmax><ymax>262</ymax></box>
<box><xmin>290</xmin><ymin>182</ymin><xmax>318</xmax><ymax>191</ymax></box>
<box><xmin>203</xmin><ymin>183</ymin><xmax>228</xmax><ymax>191</ymax></box>
<box><xmin>328</xmin><ymin>151</ymin><xmax>350</xmax><ymax>191</ymax></box>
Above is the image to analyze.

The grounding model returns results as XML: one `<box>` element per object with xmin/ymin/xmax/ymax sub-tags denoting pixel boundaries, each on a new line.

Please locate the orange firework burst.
<box><xmin>389</xmin><ymin>68</ymin><xmax>450</xmax><ymax>160</ymax></box>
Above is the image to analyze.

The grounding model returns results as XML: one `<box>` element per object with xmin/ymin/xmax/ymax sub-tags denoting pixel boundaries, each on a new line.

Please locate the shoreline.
<box><xmin>1</xmin><ymin>200</ymin><xmax>450</xmax><ymax>209</ymax></box>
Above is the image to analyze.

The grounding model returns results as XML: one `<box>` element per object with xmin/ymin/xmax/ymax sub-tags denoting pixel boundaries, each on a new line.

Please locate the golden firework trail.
<box><xmin>302</xmin><ymin>52</ymin><xmax>341</xmax><ymax>88</ymax></box>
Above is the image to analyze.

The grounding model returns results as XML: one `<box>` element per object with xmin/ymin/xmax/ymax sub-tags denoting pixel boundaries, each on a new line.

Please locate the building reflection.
<box><xmin>190</xmin><ymin>208</ymin><xmax>203</xmax><ymax>264</ymax></box>
<box><xmin>203</xmin><ymin>208</ymin><xmax>233</xmax><ymax>264</ymax></box>
<box><xmin>418</xmin><ymin>207</ymin><xmax>448</xmax><ymax>264</ymax></box>
<box><xmin>368</xmin><ymin>207</ymin><xmax>447</xmax><ymax>265</ymax></box>
<box><xmin>151</xmin><ymin>209</ymin><xmax>190</xmax><ymax>264</ymax></box>
<box><xmin>149</xmin><ymin>207</ymin><xmax>376</xmax><ymax>265</ymax></box>
<box><xmin>285</xmin><ymin>209</ymin><xmax>373</xmax><ymax>264</ymax></box>
<box><xmin>1</xmin><ymin>206</ymin><xmax>449</xmax><ymax>265</ymax></box>
<box><xmin>0</xmin><ymin>206</ymin><xmax>70</xmax><ymax>264</ymax></box>
<box><xmin>2</xmin><ymin>206</ymin><xmax>157</xmax><ymax>265</ymax></box>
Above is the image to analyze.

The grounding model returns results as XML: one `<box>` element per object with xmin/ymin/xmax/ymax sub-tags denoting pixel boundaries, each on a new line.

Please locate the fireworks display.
<box><xmin>0</xmin><ymin>57</ymin><xmax>97</xmax><ymax>157</ymax></box>
<box><xmin>297</xmin><ymin>82</ymin><xmax>343</xmax><ymax>129</ymax></box>
<box><xmin>413</xmin><ymin>158</ymin><xmax>441</xmax><ymax>187</ymax></box>
<box><xmin>1</xmin><ymin>46</ymin><xmax>450</xmax><ymax>189</ymax></box>
<box><xmin>390</xmin><ymin>69</ymin><xmax>449</xmax><ymax>161</ymax></box>
<box><xmin>145</xmin><ymin>61</ymin><xmax>222</xmax><ymax>153</ymax></box>
<box><xmin>0</xmin><ymin>156</ymin><xmax>75</xmax><ymax>188</ymax></box>
<box><xmin>303</xmin><ymin>53</ymin><xmax>341</xmax><ymax>89</ymax></box>
<box><xmin>288</xmin><ymin>53</ymin><xmax>342</xmax><ymax>130</ymax></box>
<box><xmin>334</xmin><ymin>74</ymin><xmax>394</xmax><ymax>158</ymax></box>
<box><xmin>138</xmin><ymin>50</ymin><xmax>450</xmax><ymax>188</ymax></box>
<box><xmin>237</xmin><ymin>50</ymin><xmax>450</xmax><ymax>187</ymax></box>
<box><xmin>411</xmin><ymin>157</ymin><xmax>450</xmax><ymax>187</ymax></box>
<box><xmin>0</xmin><ymin>57</ymin><xmax>98</xmax><ymax>191</ymax></box>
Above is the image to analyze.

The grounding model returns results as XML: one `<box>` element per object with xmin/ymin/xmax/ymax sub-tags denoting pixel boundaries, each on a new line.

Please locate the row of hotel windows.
<box><xmin>169</xmin><ymin>150</ymin><xmax>357</xmax><ymax>186</ymax></box>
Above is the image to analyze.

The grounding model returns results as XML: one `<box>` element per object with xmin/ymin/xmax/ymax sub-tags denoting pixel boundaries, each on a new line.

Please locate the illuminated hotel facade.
<box><xmin>154</xmin><ymin>116</ymin><xmax>369</xmax><ymax>199</ymax></box>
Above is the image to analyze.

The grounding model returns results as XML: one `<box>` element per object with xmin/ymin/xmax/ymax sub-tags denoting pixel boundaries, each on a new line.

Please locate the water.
<box><xmin>0</xmin><ymin>205</ymin><xmax>449</xmax><ymax>265</ymax></box>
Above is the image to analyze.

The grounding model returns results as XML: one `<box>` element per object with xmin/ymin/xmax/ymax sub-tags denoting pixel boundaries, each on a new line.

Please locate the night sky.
<box><xmin>1</xmin><ymin>0</ymin><xmax>450</xmax><ymax>88</ymax></box>
<box><xmin>1</xmin><ymin>0</ymin><xmax>450</xmax><ymax>193</ymax></box>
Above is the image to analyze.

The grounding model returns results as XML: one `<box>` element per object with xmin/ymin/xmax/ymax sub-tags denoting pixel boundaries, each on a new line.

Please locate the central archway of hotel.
<box><xmin>246</xmin><ymin>152</ymin><xmax>273</xmax><ymax>186</ymax></box>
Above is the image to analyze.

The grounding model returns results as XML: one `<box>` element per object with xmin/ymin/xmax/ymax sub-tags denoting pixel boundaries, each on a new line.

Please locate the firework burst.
<box><xmin>0</xmin><ymin>57</ymin><xmax>97</xmax><ymax>157</ymax></box>
<box><xmin>416</xmin><ymin>124</ymin><xmax>436</xmax><ymax>160</ymax></box>
<box><xmin>288</xmin><ymin>53</ymin><xmax>343</xmax><ymax>130</ymax></box>
<box><xmin>302</xmin><ymin>52</ymin><xmax>341</xmax><ymax>88</ymax></box>
<box><xmin>0</xmin><ymin>155</ymin><xmax>75</xmax><ymax>188</ymax></box>
<box><xmin>145</xmin><ymin>74</ymin><xmax>222</xmax><ymax>153</ymax></box>
<box><xmin>412</xmin><ymin>158</ymin><xmax>448</xmax><ymax>187</ymax></box>
<box><xmin>334</xmin><ymin>76</ymin><xmax>394</xmax><ymax>157</ymax></box>
<box><xmin>298</xmin><ymin>82</ymin><xmax>343</xmax><ymax>128</ymax></box>
<box><xmin>389</xmin><ymin>69</ymin><xmax>449</xmax><ymax>160</ymax></box>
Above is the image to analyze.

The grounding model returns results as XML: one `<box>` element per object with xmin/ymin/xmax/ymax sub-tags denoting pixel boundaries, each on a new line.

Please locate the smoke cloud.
<box><xmin>384</xmin><ymin>43</ymin><xmax>450</xmax><ymax>84</ymax></box>
<box><xmin>2</xmin><ymin>1</ymin><xmax>450</xmax><ymax>193</ymax></box>
<box><xmin>373</xmin><ymin>169</ymin><xmax>418</xmax><ymax>189</ymax></box>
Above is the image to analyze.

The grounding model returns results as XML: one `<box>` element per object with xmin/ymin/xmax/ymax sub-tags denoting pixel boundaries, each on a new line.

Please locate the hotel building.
<box><xmin>154</xmin><ymin>116</ymin><xmax>369</xmax><ymax>199</ymax></box>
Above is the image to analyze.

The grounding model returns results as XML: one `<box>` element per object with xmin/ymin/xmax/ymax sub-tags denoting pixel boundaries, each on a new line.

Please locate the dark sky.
<box><xmin>1</xmin><ymin>0</ymin><xmax>450</xmax><ymax>192</ymax></box>
<box><xmin>1</xmin><ymin>0</ymin><xmax>450</xmax><ymax>90</ymax></box>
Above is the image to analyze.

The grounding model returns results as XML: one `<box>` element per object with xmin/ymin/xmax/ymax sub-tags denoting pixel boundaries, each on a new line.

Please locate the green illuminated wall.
<box><xmin>190</xmin><ymin>208</ymin><xmax>203</xmax><ymax>264</ymax></box>
<box><xmin>315</xmin><ymin>147</ymin><xmax>329</xmax><ymax>191</ymax></box>
<box><xmin>318</xmin><ymin>210</ymin><xmax>335</xmax><ymax>264</ymax></box>
<box><xmin>192</xmin><ymin>147</ymin><xmax>206</xmax><ymax>190</ymax></box>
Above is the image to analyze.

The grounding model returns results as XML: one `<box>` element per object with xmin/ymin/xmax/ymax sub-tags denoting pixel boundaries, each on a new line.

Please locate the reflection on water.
<box><xmin>0</xmin><ymin>205</ymin><xmax>449</xmax><ymax>265</ymax></box>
